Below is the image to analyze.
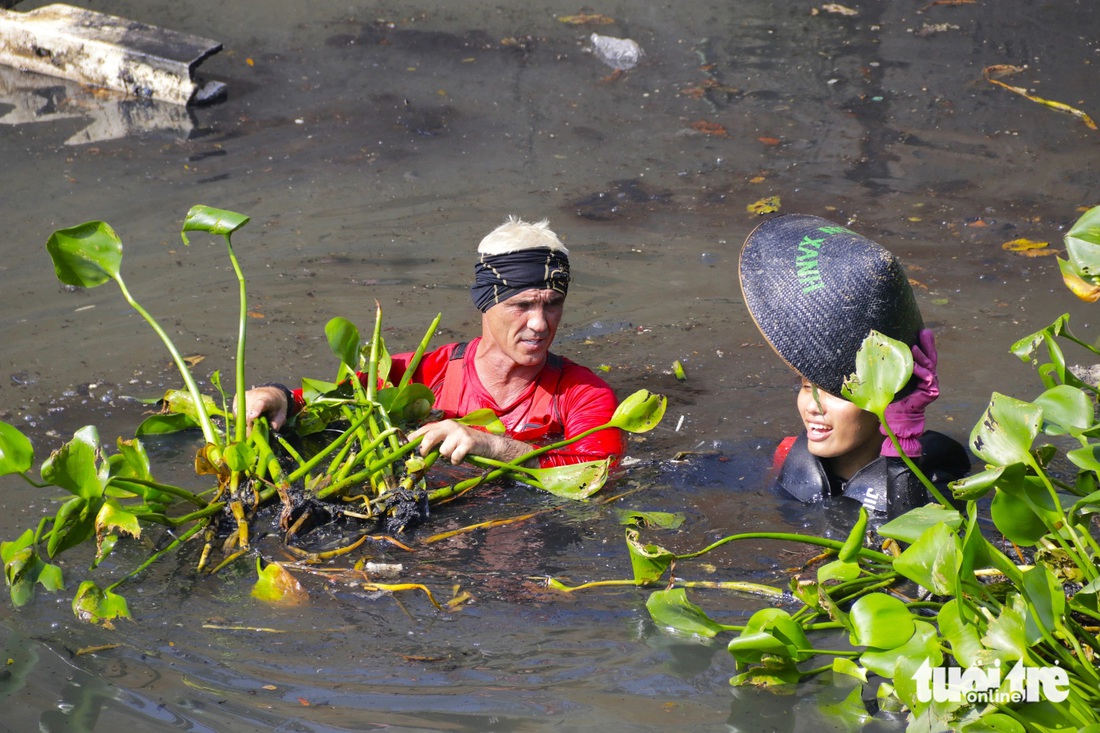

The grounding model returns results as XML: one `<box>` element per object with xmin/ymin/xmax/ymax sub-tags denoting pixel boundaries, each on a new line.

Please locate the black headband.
<box><xmin>470</xmin><ymin>248</ymin><xmax>571</xmax><ymax>312</ymax></box>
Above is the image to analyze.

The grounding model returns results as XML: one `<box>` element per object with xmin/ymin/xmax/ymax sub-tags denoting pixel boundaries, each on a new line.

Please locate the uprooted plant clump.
<box><xmin>0</xmin><ymin>205</ymin><xmax>666</xmax><ymax>627</ymax></box>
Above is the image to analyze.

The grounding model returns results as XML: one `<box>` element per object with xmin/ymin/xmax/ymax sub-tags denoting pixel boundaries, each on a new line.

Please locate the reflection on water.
<box><xmin>0</xmin><ymin>66</ymin><xmax>201</xmax><ymax>145</ymax></box>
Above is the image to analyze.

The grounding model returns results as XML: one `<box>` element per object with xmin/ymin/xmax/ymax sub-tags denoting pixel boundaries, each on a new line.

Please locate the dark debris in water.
<box><xmin>570</xmin><ymin>178</ymin><xmax>672</xmax><ymax>221</ymax></box>
<box><xmin>379</xmin><ymin>487</ymin><xmax>430</xmax><ymax>534</ymax></box>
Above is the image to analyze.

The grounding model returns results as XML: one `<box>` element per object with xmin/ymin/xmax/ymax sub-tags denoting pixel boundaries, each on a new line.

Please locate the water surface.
<box><xmin>1</xmin><ymin>1</ymin><xmax>1098</xmax><ymax>730</ymax></box>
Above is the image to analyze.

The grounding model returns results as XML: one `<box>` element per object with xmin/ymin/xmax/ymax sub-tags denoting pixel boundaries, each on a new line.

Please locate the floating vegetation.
<box><xmin>552</xmin><ymin>207</ymin><xmax>1100</xmax><ymax>730</ymax></box>
<box><xmin>1</xmin><ymin>206</ymin><xmax>667</xmax><ymax>625</ymax></box>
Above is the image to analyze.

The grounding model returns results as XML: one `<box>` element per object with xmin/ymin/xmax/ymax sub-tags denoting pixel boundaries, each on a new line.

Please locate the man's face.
<box><xmin>481</xmin><ymin>289</ymin><xmax>565</xmax><ymax>367</ymax></box>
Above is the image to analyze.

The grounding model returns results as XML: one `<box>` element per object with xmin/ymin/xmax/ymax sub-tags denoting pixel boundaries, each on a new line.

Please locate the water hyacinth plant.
<box><xmin>0</xmin><ymin>206</ymin><xmax>666</xmax><ymax>626</ymax></box>
<box><xmin>560</xmin><ymin>208</ymin><xmax>1100</xmax><ymax>731</ymax></box>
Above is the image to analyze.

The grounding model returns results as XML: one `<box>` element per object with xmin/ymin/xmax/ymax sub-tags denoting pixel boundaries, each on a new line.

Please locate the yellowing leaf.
<box><xmin>747</xmin><ymin>196</ymin><xmax>781</xmax><ymax>215</ymax></box>
<box><xmin>95</xmin><ymin>501</ymin><xmax>141</xmax><ymax>539</ymax></box>
<box><xmin>984</xmin><ymin>66</ymin><xmax>1098</xmax><ymax>131</ymax></box>
<box><xmin>1061</xmin><ymin>266</ymin><xmax>1100</xmax><ymax>302</ymax></box>
<box><xmin>363</xmin><ymin>582</ymin><xmax>444</xmax><ymax>609</ymax></box>
<box><xmin>1002</xmin><ymin>238</ymin><xmax>1050</xmax><ymax>253</ymax></box>
<box><xmin>252</xmin><ymin>559</ymin><xmax>308</xmax><ymax>605</ymax></box>
<box><xmin>557</xmin><ymin>13</ymin><xmax>615</xmax><ymax>25</ymax></box>
<box><xmin>820</xmin><ymin>3</ymin><xmax>859</xmax><ymax>16</ymax></box>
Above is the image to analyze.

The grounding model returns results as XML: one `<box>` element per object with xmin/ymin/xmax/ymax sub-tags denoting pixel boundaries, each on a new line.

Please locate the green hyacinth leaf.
<box><xmin>1033</xmin><ymin>384</ymin><xmax>1093</xmax><ymax>436</ymax></box>
<box><xmin>848</xmin><ymin>593</ymin><xmax>915</xmax><ymax>650</ymax></box>
<box><xmin>878</xmin><ymin>504</ymin><xmax>963</xmax><ymax>544</ymax></box>
<box><xmin>0</xmin><ymin>528</ymin><xmax>34</xmax><ymax>565</ymax></box>
<box><xmin>113</xmin><ymin>437</ymin><xmax>152</xmax><ymax>481</ymax></box>
<box><xmin>817</xmin><ymin>683</ymin><xmax>873</xmax><ymax>731</ymax></box>
<box><xmin>729</xmin><ymin>661</ymin><xmax>802</xmax><ymax>687</ymax></box>
<box><xmin>41</xmin><ymin>427</ymin><xmax>106</xmax><ymax>501</ymax></box>
<box><xmin>885</xmin><ymin>621</ymin><xmax>944</xmax><ymax>706</ymax></box>
<box><xmin>981</xmin><ymin>594</ymin><xmax>1028</xmax><ymax>662</ymax></box>
<box><xmin>1022</xmin><ymin>564</ymin><xmax>1066</xmax><ymax>642</ymax></box>
<box><xmin>46</xmin><ymin>220</ymin><xmax>123</xmax><ymax>287</ymax></box>
<box><xmin>894</xmin><ymin>521</ymin><xmax>961</xmax><ymax>596</ymax></box>
<box><xmin>325</xmin><ymin>317</ymin><xmax>361</xmax><ymax>373</ymax></box>
<box><xmin>1010</xmin><ymin>315</ymin><xmax>1068</xmax><ymax>363</ymax></box>
<box><xmin>616</xmin><ymin>510</ymin><xmax>686</xmax><ymax>529</ymax></box>
<box><xmin>990</xmin><ymin>478</ymin><xmax>1056</xmax><ymax>546</ymax></box>
<box><xmin>625</xmin><ymin>528</ymin><xmax>674</xmax><ymax>585</ymax></box>
<box><xmin>0</xmin><ymin>421</ymin><xmax>34</xmax><ymax>476</ymax></box>
<box><xmin>817</xmin><ymin>559</ymin><xmax>861</xmax><ymax>584</ymax></box>
<box><xmin>135</xmin><ymin>412</ymin><xmax>201</xmax><ymax>437</ymax></box>
<box><xmin>46</xmin><ymin>496</ymin><xmax>98</xmax><ymax>558</ymax></box>
<box><xmin>949</xmin><ymin>464</ymin><xmax>1026</xmax><ymax>502</ymax></box>
<box><xmin>727</xmin><ymin>608</ymin><xmax>813</xmax><ymax>664</ymax></box>
<box><xmin>1063</xmin><ymin>205</ymin><xmax>1100</xmax><ymax>275</ymax></box>
<box><xmin>646</xmin><ymin>588</ymin><xmax>728</xmax><ymax>638</ymax></box>
<box><xmin>3</xmin><ymin>533</ymin><xmax>64</xmax><ymax>607</ymax></box>
<box><xmin>859</xmin><ymin>619</ymin><xmax>940</xmax><ymax>679</ymax></box>
<box><xmin>223</xmin><ymin>441</ymin><xmax>257</xmax><ymax>474</ymax></box>
<box><xmin>523</xmin><ymin>458</ymin><xmax>610</xmax><ymax>500</ymax></box>
<box><xmin>959</xmin><ymin>714</ymin><xmax>1027</xmax><ymax>733</ymax></box>
<box><xmin>180</xmin><ymin>205</ymin><xmax>250</xmax><ymax>243</ymax></box>
<box><xmin>456</xmin><ymin>409</ymin><xmax>506</xmax><ymax>435</ymax></box>
<box><xmin>608</xmin><ymin>390</ymin><xmax>667</xmax><ymax>433</ymax></box>
<box><xmin>937</xmin><ymin>599</ymin><xmax>984</xmax><ymax>668</ymax></box>
<box><xmin>162</xmin><ymin>389</ymin><xmax>223</xmax><ymax>422</ymax></box>
<box><xmin>377</xmin><ymin>383</ymin><xmax>436</xmax><ymax>425</ymax></box>
<box><xmin>969</xmin><ymin>393</ymin><xmax>1041</xmax><ymax>468</ymax></box>
<box><xmin>841</xmin><ymin>330</ymin><xmax>913</xmax><ymax>415</ymax></box>
<box><xmin>72</xmin><ymin>581</ymin><xmax>130</xmax><ymax>627</ymax></box>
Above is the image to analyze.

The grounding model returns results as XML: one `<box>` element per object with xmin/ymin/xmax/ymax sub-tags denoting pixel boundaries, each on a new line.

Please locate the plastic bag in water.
<box><xmin>590</xmin><ymin>33</ymin><xmax>644</xmax><ymax>71</ymax></box>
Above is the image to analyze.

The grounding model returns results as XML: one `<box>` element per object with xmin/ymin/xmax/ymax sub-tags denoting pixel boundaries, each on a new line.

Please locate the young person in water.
<box><xmin>739</xmin><ymin>214</ymin><xmax>969</xmax><ymax>517</ymax></box>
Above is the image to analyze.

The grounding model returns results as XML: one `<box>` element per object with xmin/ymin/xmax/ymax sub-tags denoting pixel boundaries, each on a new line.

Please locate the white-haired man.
<box><xmin>242</xmin><ymin>217</ymin><xmax>623</xmax><ymax>468</ymax></box>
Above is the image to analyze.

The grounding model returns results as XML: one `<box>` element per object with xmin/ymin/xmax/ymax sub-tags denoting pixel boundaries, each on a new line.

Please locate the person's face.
<box><xmin>481</xmin><ymin>289</ymin><xmax>564</xmax><ymax>367</ymax></box>
<box><xmin>796</xmin><ymin>379</ymin><xmax>881</xmax><ymax>462</ymax></box>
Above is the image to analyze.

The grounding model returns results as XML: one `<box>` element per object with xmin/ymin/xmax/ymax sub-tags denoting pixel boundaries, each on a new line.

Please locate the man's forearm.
<box><xmin>479</xmin><ymin>432</ymin><xmax>540</xmax><ymax>468</ymax></box>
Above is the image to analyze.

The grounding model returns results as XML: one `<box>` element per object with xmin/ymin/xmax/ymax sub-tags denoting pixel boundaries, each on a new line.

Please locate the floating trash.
<box><xmin>590</xmin><ymin>33</ymin><xmax>643</xmax><ymax>71</ymax></box>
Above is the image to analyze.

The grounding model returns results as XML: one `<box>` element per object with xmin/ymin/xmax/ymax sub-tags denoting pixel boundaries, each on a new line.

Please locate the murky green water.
<box><xmin>0</xmin><ymin>0</ymin><xmax>1098</xmax><ymax>730</ymax></box>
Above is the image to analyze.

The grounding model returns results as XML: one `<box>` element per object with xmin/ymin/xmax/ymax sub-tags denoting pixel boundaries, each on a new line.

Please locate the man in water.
<box><xmin>242</xmin><ymin>217</ymin><xmax>623</xmax><ymax>468</ymax></box>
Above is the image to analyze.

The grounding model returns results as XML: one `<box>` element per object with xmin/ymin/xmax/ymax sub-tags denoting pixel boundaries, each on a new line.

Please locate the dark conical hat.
<box><xmin>738</xmin><ymin>213</ymin><xmax>923</xmax><ymax>396</ymax></box>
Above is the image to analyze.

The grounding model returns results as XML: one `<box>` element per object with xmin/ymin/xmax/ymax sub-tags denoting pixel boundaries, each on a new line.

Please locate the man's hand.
<box><xmin>408</xmin><ymin>420</ymin><xmax>535</xmax><ymax>465</ymax></box>
<box><xmin>236</xmin><ymin>385</ymin><xmax>290</xmax><ymax>432</ymax></box>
